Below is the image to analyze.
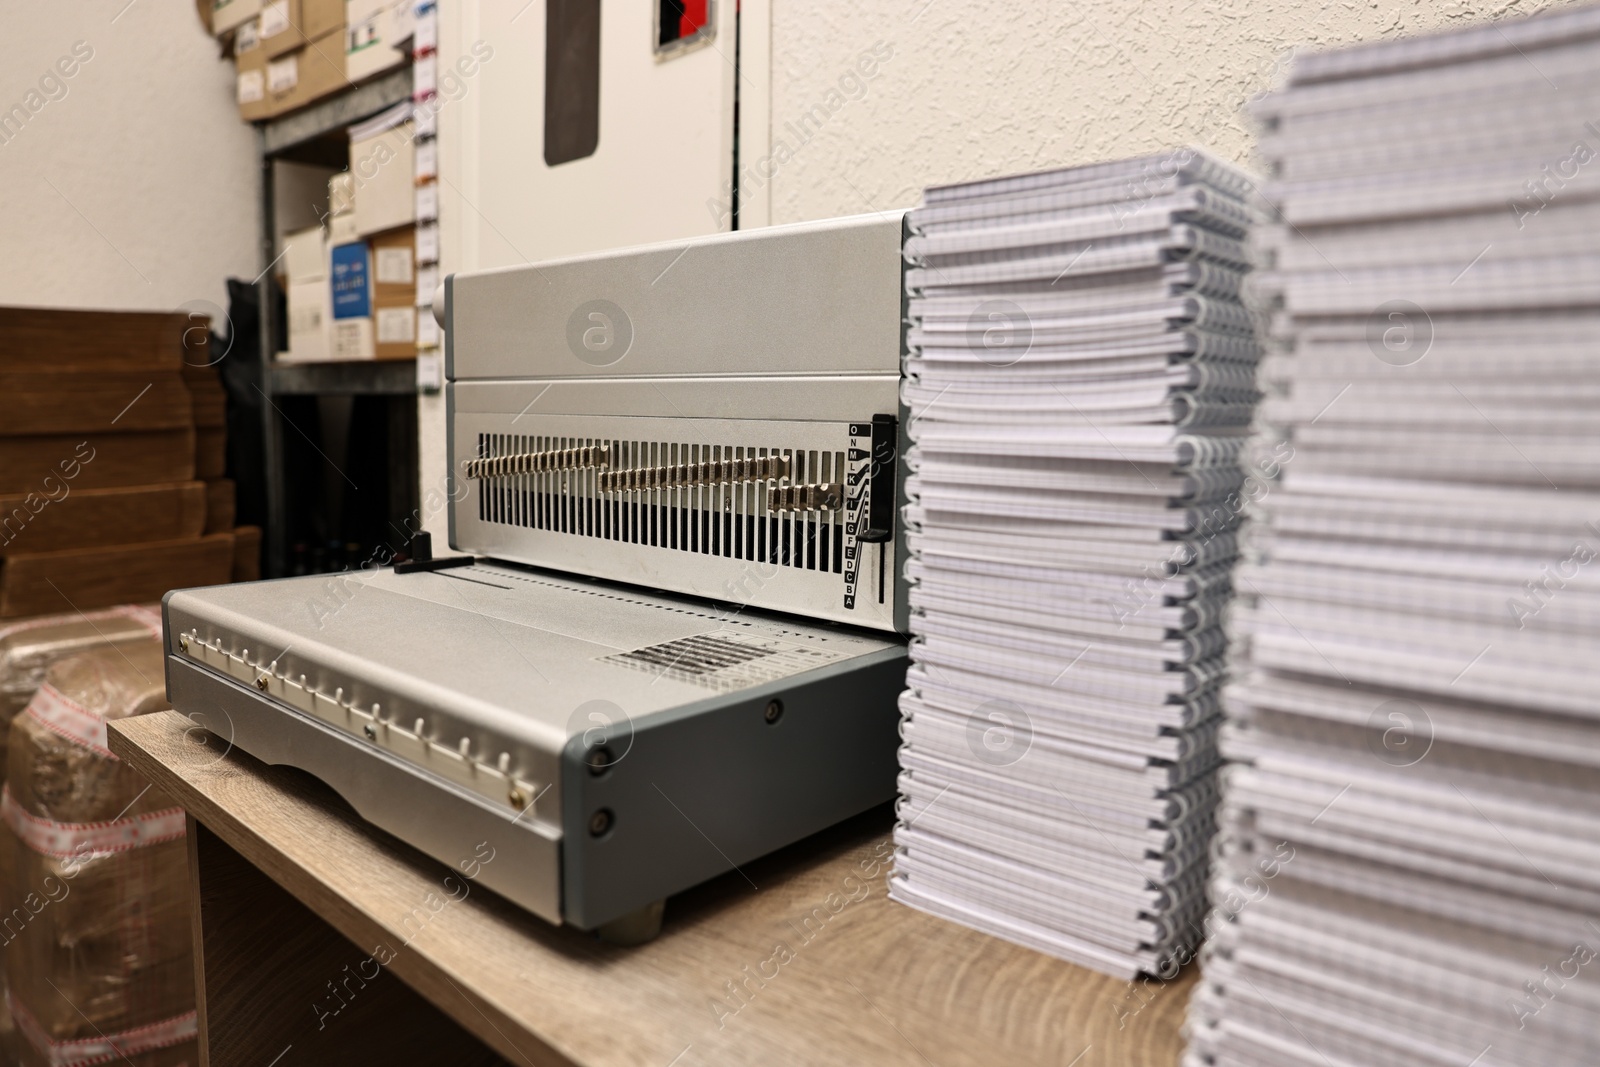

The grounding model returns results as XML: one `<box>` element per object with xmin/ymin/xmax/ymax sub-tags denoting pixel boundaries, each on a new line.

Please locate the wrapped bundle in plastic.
<box><xmin>0</xmin><ymin>607</ymin><xmax>165</xmax><ymax>1066</ymax></box>
<box><xmin>1</xmin><ymin>642</ymin><xmax>197</xmax><ymax>1067</ymax></box>
<box><xmin>0</xmin><ymin>607</ymin><xmax>163</xmax><ymax>722</ymax></box>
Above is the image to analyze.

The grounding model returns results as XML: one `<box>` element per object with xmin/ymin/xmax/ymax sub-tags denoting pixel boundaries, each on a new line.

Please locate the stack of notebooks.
<box><xmin>889</xmin><ymin>150</ymin><xmax>1262</xmax><ymax>978</ymax></box>
<box><xmin>1187</xmin><ymin>7</ymin><xmax>1600</xmax><ymax>1066</ymax></box>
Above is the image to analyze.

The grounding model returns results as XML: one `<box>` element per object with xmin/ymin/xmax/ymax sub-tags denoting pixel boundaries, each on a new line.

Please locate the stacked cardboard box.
<box><xmin>229</xmin><ymin>0</ymin><xmax>349</xmax><ymax>121</ymax></box>
<box><xmin>283</xmin><ymin>222</ymin><xmax>332</xmax><ymax>362</ymax></box>
<box><xmin>0</xmin><ymin>308</ymin><xmax>251</xmax><ymax>616</ymax></box>
<box><xmin>286</xmin><ymin>144</ymin><xmax>418</xmax><ymax>363</ymax></box>
<box><xmin>347</xmin><ymin>0</ymin><xmax>414</xmax><ymax>82</ymax></box>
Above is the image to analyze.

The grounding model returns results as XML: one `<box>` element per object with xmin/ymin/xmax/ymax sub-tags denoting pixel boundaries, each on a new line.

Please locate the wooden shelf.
<box><xmin>110</xmin><ymin>710</ymin><xmax>1194</xmax><ymax>1067</ymax></box>
<box><xmin>261</xmin><ymin>67</ymin><xmax>414</xmax><ymax>157</ymax></box>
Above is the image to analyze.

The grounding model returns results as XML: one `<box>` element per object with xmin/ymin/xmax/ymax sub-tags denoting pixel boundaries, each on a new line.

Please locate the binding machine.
<box><xmin>163</xmin><ymin>214</ymin><xmax>911</xmax><ymax>938</ymax></box>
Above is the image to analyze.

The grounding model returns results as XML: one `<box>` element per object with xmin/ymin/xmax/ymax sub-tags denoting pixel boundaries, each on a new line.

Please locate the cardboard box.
<box><xmin>281</xmin><ymin>224</ymin><xmax>325</xmax><ymax>284</ymax></box>
<box><xmin>238</xmin><ymin>26</ymin><xmax>347</xmax><ymax>122</ymax></box>
<box><xmin>346</xmin><ymin>0</ymin><xmax>410</xmax><ymax>82</ymax></box>
<box><xmin>351</xmin><ymin>121</ymin><xmax>415</xmax><ymax>238</ymax></box>
<box><xmin>0</xmin><ymin>483</ymin><xmax>206</xmax><ymax>557</ymax></box>
<box><xmin>233</xmin><ymin>525</ymin><xmax>262</xmax><ymax>582</ymax></box>
<box><xmin>369</xmin><ymin>227</ymin><xmax>414</xmax><ymax>298</ymax></box>
<box><xmin>284</xmin><ymin>279</ymin><xmax>332</xmax><ymax>362</ymax></box>
<box><xmin>211</xmin><ymin>0</ymin><xmax>262</xmax><ymax>36</ymax></box>
<box><xmin>238</xmin><ymin>25</ymin><xmax>346</xmax><ymax>121</ymax></box>
<box><xmin>369</xmin><ymin>227</ymin><xmax>417</xmax><ymax>360</ymax></box>
<box><xmin>272</xmin><ymin>29</ymin><xmax>349</xmax><ymax>114</ymax></box>
<box><xmin>0</xmin><ymin>534</ymin><xmax>234</xmax><ymax>617</ymax></box>
<box><xmin>259</xmin><ymin>0</ymin><xmax>298</xmax><ymax>57</ymax></box>
<box><xmin>374</xmin><ymin>306</ymin><xmax>416</xmax><ymax>359</ymax></box>
<box><xmin>331</xmin><ymin>318</ymin><xmax>374</xmax><ymax>360</ymax></box>
<box><xmin>328</xmin><ymin>171</ymin><xmax>355</xmax><ymax>217</ymax></box>
<box><xmin>233</xmin><ymin>15</ymin><xmax>261</xmax><ymax>56</ymax></box>
<box><xmin>302</xmin><ymin>0</ymin><xmax>345</xmax><ymax>40</ymax></box>
<box><xmin>236</xmin><ymin>32</ymin><xmax>270</xmax><ymax>121</ymax></box>
<box><xmin>260</xmin><ymin>0</ymin><xmax>345</xmax><ymax>57</ymax></box>
<box><xmin>329</xmin><ymin>212</ymin><xmax>359</xmax><ymax>244</ymax></box>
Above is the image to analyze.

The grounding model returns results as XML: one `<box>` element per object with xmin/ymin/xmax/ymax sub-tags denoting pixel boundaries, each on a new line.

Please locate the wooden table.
<box><xmin>108</xmin><ymin>710</ymin><xmax>1194</xmax><ymax>1067</ymax></box>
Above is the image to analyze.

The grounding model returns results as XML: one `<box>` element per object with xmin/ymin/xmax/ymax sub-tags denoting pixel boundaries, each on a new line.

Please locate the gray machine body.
<box><xmin>164</xmin><ymin>566</ymin><xmax>906</xmax><ymax>928</ymax></box>
<box><xmin>445</xmin><ymin>213</ymin><xmax>909</xmax><ymax>633</ymax></box>
<box><xmin>165</xmin><ymin>215</ymin><xmax>913</xmax><ymax>929</ymax></box>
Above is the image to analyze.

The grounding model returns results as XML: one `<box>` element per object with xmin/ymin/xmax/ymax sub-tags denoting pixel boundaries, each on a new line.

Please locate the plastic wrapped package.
<box><xmin>0</xmin><ymin>607</ymin><xmax>165</xmax><ymax>1066</ymax></box>
<box><xmin>1</xmin><ymin>643</ymin><xmax>197</xmax><ymax>1067</ymax></box>
<box><xmin>0</xmin><ymin>607</ymin><xmax>163</xmax><ymax>722</ymax></box>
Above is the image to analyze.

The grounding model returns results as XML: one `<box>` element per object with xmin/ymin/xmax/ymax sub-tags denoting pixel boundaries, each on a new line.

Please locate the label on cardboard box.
<box><xmin>375</xmin><ymin>246</ymin><xmax>413</xmax><ymax>285</ymax></box>
<box><xmin>332</xmin><ymin>318</ymin><xmax>375</xmax><ymax>361</ymax></box>
<box><xmin>347</xmin><ymin>12</ymin><xmax>383</xmax><ymax>55</ymax></box>
<box><xmin>413</xmin><ymin>54</ymin><xmax>437</xmax><ymax>97</ymax></box>
<box><xmin>416</xmin><ymin>350</ymin><xmax>443</xmax><ymax>392</ymax></box>
<box><xmin>235</xmin><ymin>18</ymin><xmax>261</xmax><ymax>54</ymax></box>
<box><xmin>414</xmin><ymin>140</ymin><xmax>437</xmax><ymax>181</ymax></box>
<box><xmin>413</xmin><ymin>100</ymin><xmax>438</xmax><ymax>138</ymax></box>
<box><xmin>376</xmin><ymin>307</ymin><xmax>416</xmax><ymax>344</ymax></box>
<box><xmin>414</xmin><ymin>8</ymin><xmax>438</xmax><ymax>52</ymax></box>
<box><xmin>267</xmin><ymin>53</ymin><xmax>299</xmax><ymax>94</ymax></box>
<box><xmin>417</xmin><ymin>309</ymin><xmax>440</xmax><ymax>348</ymax></box>
<box><xmin>415</xmin><ymin>182</ymin><xmax>438</xmax><ymax>222</ymax></box>
<box><xmin>330</xmin><ymin>243</ymin><xmax>371</xmax><ymax>319</ymax></box>
<box><xmin>237</xmin><ymin>69</ymin><xmax>265</xmax><ymax>104</ymax></box>
<box><xmin>259</xmin><ymin>0</ymin><xmax>291</xmax><ymax>38</ymax></box>
<box><xmin>289</xmin><ymin>285</ymin><xmax>326</xmax><ymax>335</ymax></box>
<box><xmin>415</xmin><ymin>223</ymin><xmax>439</xmax><ymax>265</ymax></box>
<box><xmin>416</xmin><ymin>265</ymin><xmax>440</xmax><ymax>308</ymax></box>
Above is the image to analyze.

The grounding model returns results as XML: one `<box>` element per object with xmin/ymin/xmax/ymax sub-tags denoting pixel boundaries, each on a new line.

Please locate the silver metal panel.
<box><xmin>450</xmin><ymin>378</ymin><xmax>901</xmax><ymax>631</ymax></box>
<box><xmin>447</xmin><ymin>213</ymin><xmax>905</xmax><ymax>381</ymax></box>
<box><xmin>449</xmin><ymin>376</ymin><xmax>901</xmax><ymax>423</ymax></box>
<box><xmin>166</xmin><ymin>655</ymin><xmax>567</xmax><ymax>923</ymax></box>
<box><xmin>166</xmin><ymin>568</ymin><xmax>896</xmax><ymax>801</ymax></box>
<box><xmin>165</xmin><ymin>568</ymin><xmax>901</xmax><ymax>922</ymax></box>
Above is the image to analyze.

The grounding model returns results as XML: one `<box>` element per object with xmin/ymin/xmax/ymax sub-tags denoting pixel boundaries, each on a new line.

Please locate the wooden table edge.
<box><xmin>109</xmin><ymin>711</ymin><xmax>574</xmax><ymax>1067</ymax></box>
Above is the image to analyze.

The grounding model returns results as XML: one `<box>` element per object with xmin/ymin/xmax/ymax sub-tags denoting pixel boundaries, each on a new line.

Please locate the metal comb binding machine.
<box><xmin>162</xmin><ymin>213</ymin><xmax>911</xmax><ymax>939</ymax></box>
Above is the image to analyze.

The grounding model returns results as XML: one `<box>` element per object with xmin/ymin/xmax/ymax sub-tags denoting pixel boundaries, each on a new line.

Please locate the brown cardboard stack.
<box><xmin>0</xmin><ymin>308</ymin><xmax>250</xmax><ymax>617</ymax></box>
<box><xmin>1</xmin><ymin>641</ymin><xmax>196</xmax><ymax>1067</ymax></box>
<box><xmin>232</xmin><ymin>0</ymin><xmax>348</xmax><ymax>121</ymax></box>
<box><xmin>370</xmin><ymin>226</ymin><xmax>418</xmax><ymax>360</ymax></box>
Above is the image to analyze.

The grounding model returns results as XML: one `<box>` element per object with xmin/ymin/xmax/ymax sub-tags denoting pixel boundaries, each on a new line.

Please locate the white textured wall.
<box><xmin>0</xmin><ymin>3</ymin><xmax>258</xmax><ymax>315</ymax></box>
<box><xmin>421</xmin><ymin>0</ymin><xmax>1575</xmax><ymax>544</ymax></box>
<box><xmin>764</xmin><ymin>0</ymin><xmax>1575</xmax><ymax>223</ymax></box>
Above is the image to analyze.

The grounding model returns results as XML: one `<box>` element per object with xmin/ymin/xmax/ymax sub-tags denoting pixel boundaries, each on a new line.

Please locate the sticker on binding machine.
<box><xmin>600</xmin><ymin>631</ymin><xmax>849</xmax><ymax>692</ymax></box>
<box><xmin>843</xmin><ymin>422</ymin><xmax>872</xmax><ymax>610</ymax></box>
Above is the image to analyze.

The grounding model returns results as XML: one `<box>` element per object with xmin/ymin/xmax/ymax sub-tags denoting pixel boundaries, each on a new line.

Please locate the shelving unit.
<box><xmin>253</xmin><ymin>67</ymin><xmax>419</xmax><ymax>578</ymax></box>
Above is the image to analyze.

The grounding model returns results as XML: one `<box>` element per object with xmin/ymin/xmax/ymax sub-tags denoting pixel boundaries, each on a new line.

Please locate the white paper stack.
<box><xmin>889</xmin><ymin>150</ymin><xmax>1263</xmax><ymax>978</ymax></box>
<box><xmin>1187</xmin><ymin>7</ymin><xmax>1600</xmax><ymax>1066</ymax></box>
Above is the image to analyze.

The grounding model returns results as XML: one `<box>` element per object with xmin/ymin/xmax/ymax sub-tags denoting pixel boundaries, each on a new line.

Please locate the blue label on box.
<box><xmin>330</xmin><ymin>242</ymin><xmax>371</xmax><ymax>319</ymax></box>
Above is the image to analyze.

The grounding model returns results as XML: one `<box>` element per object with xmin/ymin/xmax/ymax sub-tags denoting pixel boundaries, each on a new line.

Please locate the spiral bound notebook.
<box><xmin>889</xmin><ymin>148</ymin><xmax>1263</xmax><ymax>979</ymax></box>
<box><xmin>1185</xmin><ymin>7</ymin><xmax>1600</xmax><ymax>1067</ymax></box>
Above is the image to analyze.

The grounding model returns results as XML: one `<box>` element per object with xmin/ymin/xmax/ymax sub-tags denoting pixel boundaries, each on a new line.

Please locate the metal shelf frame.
<box><xmin>255</xmin><ymin>67</ymin><xmax>417</xmax><ymax>578</ymax></box>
